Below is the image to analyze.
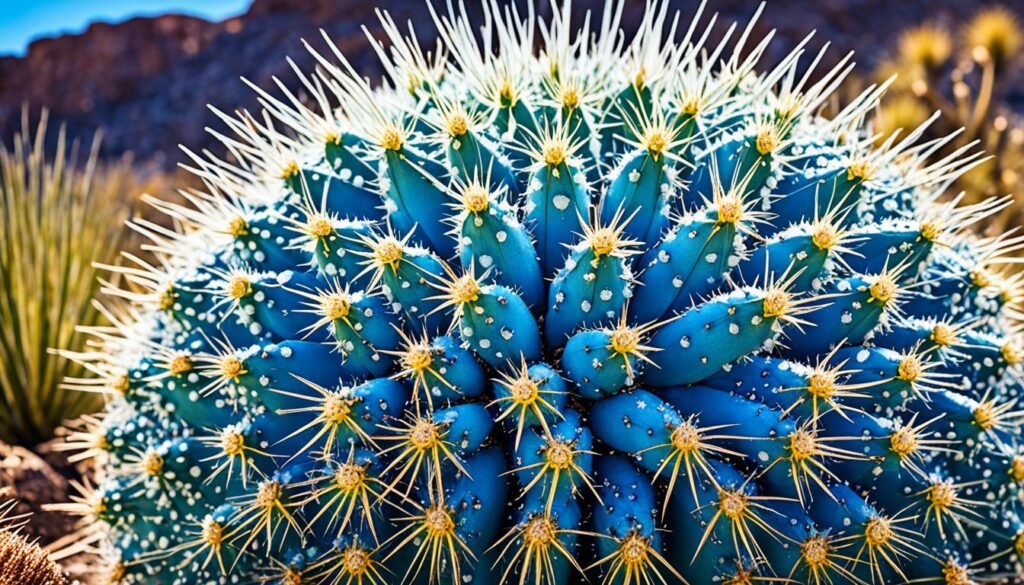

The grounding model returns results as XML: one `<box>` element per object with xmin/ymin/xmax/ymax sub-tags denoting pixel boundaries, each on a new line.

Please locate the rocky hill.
<box><xmin>0</xmin><ymin>0</ymin><xmax>1001</xmax><ymax>169</ymax></box>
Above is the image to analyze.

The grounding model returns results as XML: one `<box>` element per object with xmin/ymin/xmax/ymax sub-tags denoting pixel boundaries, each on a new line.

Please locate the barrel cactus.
<box><xmin>60</xmin><ymin>1</ymin><xmax>1024</xmax><ymax>584</ymax></box>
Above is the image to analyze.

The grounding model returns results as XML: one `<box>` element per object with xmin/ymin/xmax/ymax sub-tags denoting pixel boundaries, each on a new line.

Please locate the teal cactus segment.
<box><xmin>702</xmin><ymin>355</ymin><xmax>819</xmax><ymax>416</ymax></box>
<box><xmin>642</xmin><ymin>289</ymin><xmax>786</xmax><ymax>386</ymax></box>
<box><xmin>301</xmin><ymin>218</ymin><xmax>375</xmax><ymax>282</ymax></box>
<box><xmin>785</xmin><ymin>274</ymin><xmax>894</xmax><ymax>355</ymax></box>
<box><xmin>524</xmin><ymin>159</ymin><xmax>590</xmax><ymax>278</ymax></box>
<box><xmin>323</xmin><ymin>131</ymin><xmax>377</xmax><ymax>184</ymax></box>
<box><xmin>686</xmin><ymin>134</ymin><xmax>775</xmax><ymax>209</ymax></box>
<box><xmin>843</xmin><ymin>223</ymin><xmax>936</xmax><ymax>277</ymax></box>
<box><xmin>589</xmin><ymin>389</ymin><xmax>682</xmax><ymax>470</ymax></box>
<box><xmin>734</xmin><ymin>229</ymin><xmax>832</xmax><ymax>292</ymax></box>
<box><xmin>630</xmin><ymin>211</ymin><xmax>738</xmax><ymax>322</ymax></box>
<box><xmin>545</xmin><ymin>239</ymin><xmax>634</xmax><ymax>346</ymax></box>
<box><xmin>365</xmin><ymin>235</ymin><xmax>449</xmax><ymax>335</ymax></box>
<box><xmin>381</xmin><ymin>146</ymin><xmax>455</xmax><ymax>258</ymax></box>
<box><xmin>432</xmin><ymin>403</ymin><xmax>494</xmax><ymax>456</ymax></box>
<box><xmin>513</xmin><ymin>409</ymin><xmax>595</xmax><ymax>511</ymax></box>
<box><xmin>457</xmin><ymin>283</ymin><xmax>542</xmax><ymax>368</ymax></box>
<box><xmin>497</xmin><ymin>99</ymin><xmax>541</xmax><ymax>145</ymax></box>
<box><xmin>601</xmin><ymin>84</ymin><xmax>652</xmax><ymax>155</ymax></box>
<box><xmin>395</xmin><ymin>334</ymin><xmax>486</xmax><ymax>408</ymax></box>
<box><xmin>454</xmin><ymin>186</ymin><xmax>543</xmax><ymax>308</ymax></box>
<box><xmin>58</xmin><ymin>1</ymin><xmax>1024</xmax><ymax>583</ymax></box>
<box><xmin>591</xmin><ymin>456</ymin><xmax>679</xmax><ymax>585</ymax></box>
<box><xmin>665</xmin><ymin>457</ymin><xmax>766</xmax><ymax>577</ymax></box>
<box><xmin>284</xmin><ymin>163</ymin><xmax>385</xmax><ymax>223</ymax></box>
<box><xmin>496</xmin><ymin>495</ymin><xmax>583</xmax><ymax>584</ymax></box>
<box><xmin>231</xmin><ymin>209</ymin><xmax>311</xmax><ymax>270</ymax></box>
<box><xmin>445</xmin><ymin>129</ymin><xmax>519</xmax><ymax>197</ymax></box>
<box><xmin>490</xmin><ymin>361</ymin><xmax>567</xmax><ymax>441</ymax></box>
<box><xmin>766</xmin><ymin>165</ymin><xmax>868</xmax><ymax>232</ymax></box>
<box><xmin>291</xmin><ymin>288</ymin><xmax>401</xmax><ymax>379</ymax></box>
<box><xmin>660</xmin><ymin>385</ymin><xmax>792</xmax><ymax>466</ymax></box>
<box><xmin>561</xmin><ymin>329</ymin><xmax>637</xmax><ymax>399</ymax></box>
<box><xmin>829</xmin><ymin>346</ymin><xmax>931</xmax><ymax>412</ymax></box>
<box><xmin>601</xmin><ymin>149</ymin><xmax>672</xmax><ymax>243</ymax></box>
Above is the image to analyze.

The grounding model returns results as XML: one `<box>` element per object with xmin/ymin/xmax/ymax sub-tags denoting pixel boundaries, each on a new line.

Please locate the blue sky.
<box><xmin>0</xmin><ymin>0</ymin><xmax>253</xmax><ymax>56</ymax></box>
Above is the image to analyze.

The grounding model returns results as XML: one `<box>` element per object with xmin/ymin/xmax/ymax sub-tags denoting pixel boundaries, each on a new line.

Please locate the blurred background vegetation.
<box><xmin>0</xmin><ymin>113</ymin><xmax>145</xmax><ymax>446</ymax></box>
<box><xmin>873</xmin><ymin>5</ymin><xmax>1024</xmax><ymax>234</ymax></box>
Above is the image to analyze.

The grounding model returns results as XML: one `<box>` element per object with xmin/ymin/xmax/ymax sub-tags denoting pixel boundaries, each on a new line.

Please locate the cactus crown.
<box><xmin>59</xmin><ymin>1</ymin><xmax>1024</xmax><ymax>584</ymax></box>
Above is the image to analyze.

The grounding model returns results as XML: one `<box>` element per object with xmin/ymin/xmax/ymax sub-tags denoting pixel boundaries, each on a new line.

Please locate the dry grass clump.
<box><xmin>0</xmin><ymin>500</ymin><xmax>67</xmax><ymax>585</ymax></box>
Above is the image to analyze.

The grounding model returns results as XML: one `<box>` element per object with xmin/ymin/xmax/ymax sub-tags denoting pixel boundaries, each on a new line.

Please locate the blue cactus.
<box><xmin>56</xmin><ymin>2</ymin><xmax>1024</xmax><ymax>584</ymax></box>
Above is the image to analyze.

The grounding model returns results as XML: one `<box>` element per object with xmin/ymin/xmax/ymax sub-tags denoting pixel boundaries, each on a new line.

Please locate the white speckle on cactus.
<box><xmin>553</xmin><ymin>195</ymin><xmax>571</xmax><ymax>211</ymax></box>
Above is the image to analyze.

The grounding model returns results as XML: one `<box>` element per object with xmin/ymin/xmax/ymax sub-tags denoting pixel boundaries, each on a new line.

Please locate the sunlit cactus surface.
<box><xmin>59</xmin><ymin>1</ymin><xmax>1024</xmax><ymax>583</ymax></box>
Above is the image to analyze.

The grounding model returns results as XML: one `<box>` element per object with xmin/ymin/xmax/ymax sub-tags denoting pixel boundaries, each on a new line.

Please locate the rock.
<box><xmin>0</xmin><ymin>441</ymin><xmax>71</xmax><ymax>544</ymax></box>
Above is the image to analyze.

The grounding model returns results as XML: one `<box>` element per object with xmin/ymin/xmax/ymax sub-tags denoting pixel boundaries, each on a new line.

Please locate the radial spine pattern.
<box><xmin>59</xmin><ymin>1</ymin><xmax>1024</xmax><ymax>584</ymax></box>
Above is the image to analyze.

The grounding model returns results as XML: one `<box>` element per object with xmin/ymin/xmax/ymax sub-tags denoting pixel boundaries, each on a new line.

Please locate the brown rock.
<box><xmin>0</xmin><ymin>442</ymin><xmax>71</xmax><ymax>545</ymax></box>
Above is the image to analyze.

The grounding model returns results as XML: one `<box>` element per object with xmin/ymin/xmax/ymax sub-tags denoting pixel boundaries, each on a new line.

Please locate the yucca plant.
<box><xmin>0</xmin><ymin>112</ymin><xmax>134</xmax><ymax>445</ymax></box>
